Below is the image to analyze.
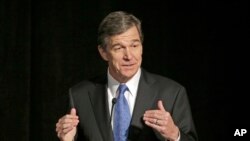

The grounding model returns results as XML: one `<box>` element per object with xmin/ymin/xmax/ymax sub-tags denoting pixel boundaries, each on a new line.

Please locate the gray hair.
<box><xmin>97</xmin><ymin>11</ymin><xmax>143</xmax><ymax>49</ymax></box>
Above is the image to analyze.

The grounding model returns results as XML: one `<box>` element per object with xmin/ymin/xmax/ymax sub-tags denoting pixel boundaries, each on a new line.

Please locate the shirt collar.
<box><xmin>107</xmin><ymin>68</ymin><xmax>141</xmax><ymax>97</ymax></box>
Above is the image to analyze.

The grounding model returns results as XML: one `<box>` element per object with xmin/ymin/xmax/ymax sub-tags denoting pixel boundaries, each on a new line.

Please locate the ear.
<box><xmin>98</xmin><ymin>45</ymin><xmax>108</xmax><ymax>61</ymax></box>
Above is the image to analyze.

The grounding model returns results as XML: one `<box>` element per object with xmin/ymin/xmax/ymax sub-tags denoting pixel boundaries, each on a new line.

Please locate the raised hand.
<box><xmin>143</xmin><ymin>100</ymin><xmax>179</xmax><ymax>141</ymax></box>
<box><xmin>56</xmin><ymin>108</ymin><xmax>79</xmax><ymax>141</ymax></box>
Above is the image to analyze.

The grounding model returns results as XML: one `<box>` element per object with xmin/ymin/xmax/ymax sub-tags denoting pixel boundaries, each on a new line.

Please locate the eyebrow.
<box><xmin>111</xmin><ymin>39</ymin><xmax>141</xmax><ymax>47</ymax></box>
<box><xmin>131</xmin><ymin>39</ymin><xmax>141</xmax><ymax>43</ymax></box>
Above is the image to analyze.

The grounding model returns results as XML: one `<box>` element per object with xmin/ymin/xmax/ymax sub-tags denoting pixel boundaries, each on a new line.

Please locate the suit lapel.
<box><xmin>88</xmin><ymin>70</ymin><xmax>157</xmax><ymax>141</ymax></box>
<box><xmin>130</xmin><ymin>70</ymin><xmax>157</xmax><ymax>131</ymax></box>
<box><xmin>89</xmin><ymin>83</ymin><xmax>113</xmax><ymax>141</ymax></box>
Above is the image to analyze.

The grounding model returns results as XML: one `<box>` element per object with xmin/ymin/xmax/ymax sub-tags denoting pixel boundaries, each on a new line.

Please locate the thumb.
<box><xmin>157</xmin><ymin>100</ymin><xmax>166</xmax><ymax>111</ymax></box>
<box><xmin>70</xmin><ymin>108</ymin><xmax>77</xmax><ymax>115</ymax></box>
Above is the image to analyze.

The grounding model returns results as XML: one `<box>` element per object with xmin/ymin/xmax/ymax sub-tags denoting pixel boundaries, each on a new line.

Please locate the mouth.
<box><xmin>122</xmin><ymin>63</ymin><xmax>136</xmax><ymax>69</ymax></box>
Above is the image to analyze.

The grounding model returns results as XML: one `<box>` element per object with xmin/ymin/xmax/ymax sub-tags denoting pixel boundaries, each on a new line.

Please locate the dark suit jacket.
<box><xmin>69</xmin><ymin>69</ymin><xmax>198</xmax><ymax>141</ymax></box>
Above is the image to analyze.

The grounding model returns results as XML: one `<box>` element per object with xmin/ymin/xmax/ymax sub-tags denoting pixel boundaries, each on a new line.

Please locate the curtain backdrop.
<box><xmin>0</xmin><ymin>0</ymin><xmax>248</xmax><ymax>141</ymax></box>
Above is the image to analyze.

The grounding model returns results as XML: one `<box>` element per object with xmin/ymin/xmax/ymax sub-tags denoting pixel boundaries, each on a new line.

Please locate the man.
<box><xmin>56</xmin><ymin>11</ymin><xmax>198</xmax><ymax>141</ymax></box>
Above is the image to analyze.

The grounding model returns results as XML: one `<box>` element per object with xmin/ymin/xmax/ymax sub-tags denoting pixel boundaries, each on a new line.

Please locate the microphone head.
<box><xmin>112</xmin><ymin>98</ymin><xmax>117</xmax><ymax>104</ymax></box>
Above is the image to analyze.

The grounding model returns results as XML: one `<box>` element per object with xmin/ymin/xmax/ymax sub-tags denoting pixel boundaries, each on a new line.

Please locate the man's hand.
<box><xmin>143</xmin><ymin>100</ymin><xmax>179</xmax><ymax>141</ymax></box>
<box><xmin>56</xmin><ymin>108</ymin><xmax>79</xmax><ymax>141</ymax></box>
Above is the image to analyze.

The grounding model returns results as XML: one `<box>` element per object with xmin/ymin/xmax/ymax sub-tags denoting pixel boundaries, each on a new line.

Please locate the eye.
<box><xmin>113</xmin><ymin>45</ymin><xmax>122</xmax><ymax>51</ymax></box>
<box><xmin>131</xmin><ymin>43</ymin><xmax>140</xmax><ymax>48</ymax></box>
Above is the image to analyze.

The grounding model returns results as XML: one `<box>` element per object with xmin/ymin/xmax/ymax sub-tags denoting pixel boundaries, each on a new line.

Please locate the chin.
<box><xmin>121</xmin><ymin>70</ymin><xmax>137</xmax><ymax>78</ymax></box>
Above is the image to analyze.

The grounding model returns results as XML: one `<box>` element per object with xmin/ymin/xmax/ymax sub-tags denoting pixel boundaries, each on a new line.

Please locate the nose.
<box><xmin>124</xmin><ymin>47</ymin><xmax>132</xmax><ymax>60</ymax></box>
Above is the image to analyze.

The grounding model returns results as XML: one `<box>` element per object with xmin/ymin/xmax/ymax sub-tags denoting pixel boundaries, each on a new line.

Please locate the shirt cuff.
<box><xmin>165</xmin><ymin>130</ymin><xmax>180</xmax><ymax>141</ymax></box>
<box><xmin>175</xmin><ymin>132</ymin><xmax>180</xmax><ymax>141</ymax></box>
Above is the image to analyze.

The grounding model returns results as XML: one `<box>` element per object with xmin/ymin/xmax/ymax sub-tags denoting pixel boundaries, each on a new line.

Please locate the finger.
<box><xmin>64</xmin><ymin>114</ymin><xmax>79</xmax><ymax>120</ymax></box>
<box><xmin>144</xmin><ymin>120</ymin><xmax>164</xmax><ymax>133</ymax></box>
<box><xmin>144</xmin><ymin>110</ymin><xmax>159</xmax><ymax>114</ymax></box>
<box><xmin>144</xmin><ymin>110</ymin><xmax>163</xmax><ymax>119</ymax></box>
<box><xmin>62</xmin><ymin>125</ymin><xmax>74</xmax><ymax>134</ymax></box>
<box><xmin>61</xmin><ymin>123</ymin><xmax>74</xmax><ymax>129</ymax></box>
<box><xmin>57</xmin><ymin>118</ymin><xmax>79</xmax><ymax>129</ymax></box>
<box><xmin>56</xmin><ymin>121</ymin><xmax>77</xmax><ymax>135</ymax></box>
<box><xmin>56</xmin><ymin>122</ymin><xmax>63</xmax><ymax>131</ymax></box>
<box><xmin>157</xmin><ymin>100</ymin><xmax>166</xmax><ymax>111</ymax></box>
<box><xmin>57</xmin><ymin>130</ymin><xmax>64</xmax><ymax>138</ymax></box>
<box><xmin>62</xmin><ymin>117</ymin><xmax>79</xmax><ymax>123</ymax></box>
<box><xmin>143</xmin><ymin>117</ymin><xmax>157</xmax><ymax>124</ymax></box>
<box><xmin>70</xmin><ymin>108</ymin><xmax>77</xmax><ymax>115</ymax></box>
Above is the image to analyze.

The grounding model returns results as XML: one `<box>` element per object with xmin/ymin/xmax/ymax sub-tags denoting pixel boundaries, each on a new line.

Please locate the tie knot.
<box><xmin>118</xmin><ymin>84</ymin><xmax>128</xmax><ymax>95</ymax></box>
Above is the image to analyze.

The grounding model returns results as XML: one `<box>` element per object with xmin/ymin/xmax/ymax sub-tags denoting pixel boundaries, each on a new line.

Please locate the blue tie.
<box><xmin>114</xmin><ymin>84</ymin><xmax>131</xmax><ymax>141</ymax></box>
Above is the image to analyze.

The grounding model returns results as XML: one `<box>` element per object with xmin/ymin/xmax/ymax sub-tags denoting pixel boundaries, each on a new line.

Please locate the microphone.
<box><xmin>110</xmin><ymin>98</ymin><xmax>117</xmax><ymax>124</ymax></box>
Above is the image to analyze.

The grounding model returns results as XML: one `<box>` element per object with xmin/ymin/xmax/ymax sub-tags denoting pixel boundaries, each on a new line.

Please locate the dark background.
<box><xmin>0</xmin><ymin>0</ymin><xmax>249</xmax><ymax>141</ymax></box>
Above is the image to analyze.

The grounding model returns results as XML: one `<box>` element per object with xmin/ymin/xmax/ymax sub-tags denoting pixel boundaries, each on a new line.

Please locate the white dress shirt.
<box><xmin>106</xmin><ymin>68</ymin><xmax>180</xmax><ymax>141</ymax></box>
<box><xmin>107</xmin><ymin>68</ymin><xmax>141</xmax><ymax>127</ymax></box>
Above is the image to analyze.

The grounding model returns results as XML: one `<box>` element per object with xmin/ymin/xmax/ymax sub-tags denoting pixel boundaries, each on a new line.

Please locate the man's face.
<box><xmin>98</xmin><ymin>25</ymin><xmax>143</xmax><ymax>82</ymax></box>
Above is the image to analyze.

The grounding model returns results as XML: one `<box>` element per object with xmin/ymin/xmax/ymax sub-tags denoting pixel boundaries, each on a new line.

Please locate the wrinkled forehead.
<box><xmin>109</xmin><ymin>26</ymin><xmax>141</xmax><ymax>46</ymax></box>
<box><xmin>110</xmin><ymin>38</ymin><xmax>141</xmax><ymax>47</ymax></box>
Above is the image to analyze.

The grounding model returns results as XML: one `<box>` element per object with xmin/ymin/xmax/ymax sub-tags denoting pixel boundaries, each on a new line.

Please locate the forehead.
<box><xmin>110</xmin><ymin>26</ymin><xmax>141</xmax><ymax>45</ymax></box>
